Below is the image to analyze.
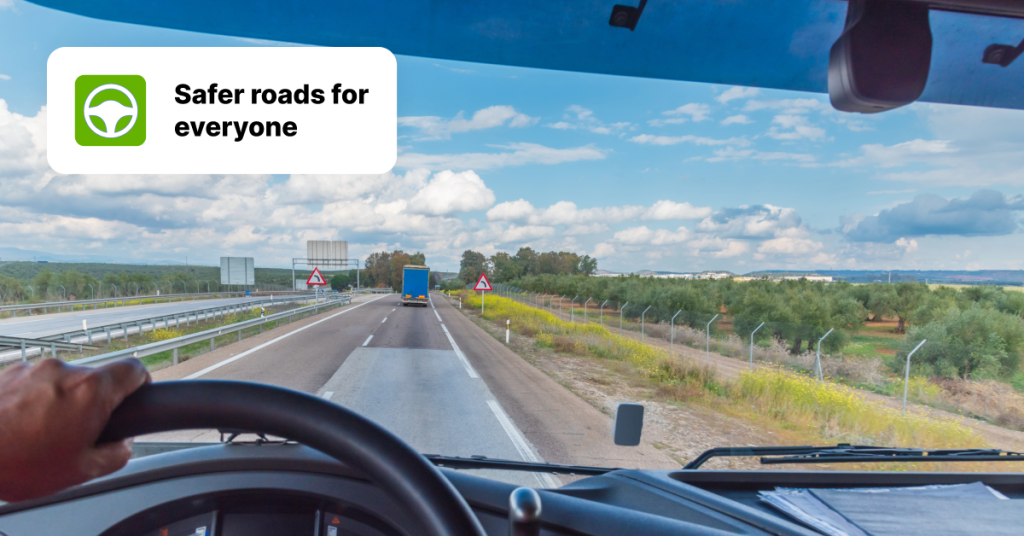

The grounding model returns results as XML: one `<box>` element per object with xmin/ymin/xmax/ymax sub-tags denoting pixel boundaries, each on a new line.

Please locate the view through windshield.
<box><xmin>2</xmin><ymin>0</ymin><xmax>1024</xmax><ymax>487</ymax></box>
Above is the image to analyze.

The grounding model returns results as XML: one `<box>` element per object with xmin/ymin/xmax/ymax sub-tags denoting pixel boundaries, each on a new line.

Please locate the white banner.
<box><xmin>47</xmin><ymin>47</ymin><xmax>397</xmax><ymax>174</ymax></box>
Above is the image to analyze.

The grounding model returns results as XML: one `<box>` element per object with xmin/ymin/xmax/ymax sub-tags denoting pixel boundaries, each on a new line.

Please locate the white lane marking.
<box><xmin>321</xmin><ymin>391</ymin><xmax>334</xmax><ymax>400</ymax></box>
<box><xmin>486</xmin><ymin>400</ymin><xmax>560</xmax><ymax>489</ymax></box>
<box><xmin>434</xmin><ymin>309</ymin><xmax>442</xmax><ymax>322</ymax></box>
<box><xmin>382</xmin><ymin>317</ymin><xmax>387</xmax><ymax>323</ymax></box>
<box><xmin>440</xmin><ymin>324</ymin><xmax>478</xmax><ymax>378</ymax></box>
<box><xmin>362</xmin><ymin>335</ymin><xmax>374</xmax><ymax>346</ymax></box>
<box><xmin>184</xmin><ymin>295</ymin><xmax>388</xmax><ymax>379</ymax></box>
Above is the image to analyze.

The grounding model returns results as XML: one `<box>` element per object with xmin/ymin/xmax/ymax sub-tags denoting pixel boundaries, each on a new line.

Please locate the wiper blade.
<box><xmin>684</xmin><ymin>443</ymin><xmax>1024</xmax><ymax>469</ymax></box>
<box><xmin>424</xmin><ymin>454</ymin><xmax>618</xmax><ymax>476</ymax></box>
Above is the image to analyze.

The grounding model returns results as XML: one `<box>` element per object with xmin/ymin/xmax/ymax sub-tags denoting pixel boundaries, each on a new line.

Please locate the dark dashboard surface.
<box><xmin>1</xmin><ymin>443</ymin><xmax>1023</xmax><ymax>536</ymax></box>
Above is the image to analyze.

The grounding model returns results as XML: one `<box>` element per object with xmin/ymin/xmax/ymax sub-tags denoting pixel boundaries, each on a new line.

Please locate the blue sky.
<box><xmin>1</xmin><ymin>0</ymin><xmax>1022</xmax><ymax>273</ymax></box>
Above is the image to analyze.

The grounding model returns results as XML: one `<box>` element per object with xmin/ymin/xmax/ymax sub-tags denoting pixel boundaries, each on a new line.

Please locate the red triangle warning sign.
<box><xmin>474</xmin><ymin>272</ymin><xmax>492</xmax><ymax>291</ymax></box>
<box><xmin>306</xmin><ymin>267</ymin><xmax>328</xmax><ymax>286</ymax></box>
<box><xmin>331</xmin><ymin>516</ymin><xmax>340</xmax><ymax>524</ymax></box>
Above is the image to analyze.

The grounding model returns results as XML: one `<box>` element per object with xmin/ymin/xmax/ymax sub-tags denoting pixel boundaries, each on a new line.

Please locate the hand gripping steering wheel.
<box><xmin>99</xmin><ymin>380</ymin><xmax>487</xmax><ymax>536</ymax></box>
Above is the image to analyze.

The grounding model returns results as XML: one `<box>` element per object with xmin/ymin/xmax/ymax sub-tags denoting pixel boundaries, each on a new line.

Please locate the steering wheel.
<box><xmin>99</xmin><ymin>380</ymin><xmax>487</xmax><ymax>536</ymax></box>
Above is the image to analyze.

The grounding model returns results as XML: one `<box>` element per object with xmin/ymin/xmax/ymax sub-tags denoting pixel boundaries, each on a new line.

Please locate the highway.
<box><xmin>0</xmin><ymin>295</ymin><xmax>308</xmax><ymax>340</ymax></box>
<box><xmin>144</xmin><ymin>292</ymin><xmax>677</xmax><ymax>487</ymax></box>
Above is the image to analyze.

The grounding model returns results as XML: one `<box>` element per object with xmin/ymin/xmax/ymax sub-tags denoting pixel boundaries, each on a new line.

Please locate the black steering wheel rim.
<box><xmin>99</xmin><ymin>380</ymin><xmax>486</xmax><ymax>536</ymax></box>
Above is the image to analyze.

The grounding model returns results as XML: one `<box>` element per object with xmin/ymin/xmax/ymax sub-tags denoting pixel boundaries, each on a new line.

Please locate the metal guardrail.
<box><xmin>0</xmin><ymin>293</ymin><xmax>337</xmax><ymax>363</ymax></box>
<box><xmin>0</xmin><ymin>290</ymin><xmax>311</xmax><ymax>316</ymax></box>
<box><xmin>70</xmin><ymin>294</ymin><xmax>352</xmax><ymax>368</ymax></box>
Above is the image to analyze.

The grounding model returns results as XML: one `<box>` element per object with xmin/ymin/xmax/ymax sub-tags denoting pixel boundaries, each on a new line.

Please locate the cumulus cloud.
<box><xmin>716</xmin><ymin>87</ymin><xmax>760</xmax><ymax>104</ymax></box>
<box><xmin>697</xmin><ymin>205</ymin><xmax>805</xmax><ymax>239</ymax></box>
<box><xmin>842</xmin><ymin>190</ymin><xmax>1024</xmax><ymax>242</ymax></box>
<box><xmin>406</xmin><ymin>170</ymin><xmax>495</xmax><ymax>215</ymax></box>
<box><xmin>766</xmin><ymin>114</ymin><xmax>827</xmax><ymax>141</ymax></box>
<box><xmin>721</xmin><ymin>114</ymin><xmax>752</xmax><ymax>125</ymax></box>
<box><xmin>833</xmin><ymin>139</ymin><xmax>955</xmax><ymax>167</ymax></box>
<box><xmin>0</xmin><ymin>74</ymin><xmax>10</xmax><ymax>81</ymax></box>
<box><xmin>648</xmin><ymin>103</ymin><xmax>710</xmax><ymax>126</ymax></box>
<box><xmin>396</xmin><ymin>142</ymin><xmax>607</xmax><ymax>170</ymax></box>
<box><xmin>613</xmin><ymin>225</ymin><xmax>691</xmax><ymax>245</ymax></box>
<box><xmin>487</xmin><ymin>199</ymin><xmax>710</xmax><ymax>225</ymax></box>
<box><xmin>398</xmin><ymin>105</ymin><xmax>537</xmax><ymax>140</ymax></box>
<box><xmin>642</xmin><ymin>200</ymin><xmax>712</xmax><ymax>220</ymax></box>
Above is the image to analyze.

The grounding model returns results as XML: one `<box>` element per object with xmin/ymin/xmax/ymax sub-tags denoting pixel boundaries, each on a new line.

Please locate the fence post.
<box><xmin>815</xmin><ymin>328</ymin><xmax>835</xmax><ymax>382</ymax></box>
<box><xmin>705</xmin><ymin>314</ymin><xmax>720</xmax><ymax>365</ymax></box>
<box><xmin>620</xmin><ymin>302</ymin><xmax>629</xmax><ymax>336</ymax></box>
<box><xmin>600</xmin><ymin>300</ymin><xmax>609</xmax><ymax>326</ymax></box>
<box><xmin>641</xmin><ymin>305</ymin><xmax>652</xmax><ymax>341</ymax></box>
<box><xmin>749</xmin><ymin>322</ymin><xmax>765</xmax><ymax>370</ymax></box>
<box><xmin>902</xmin><ymin>339</ymin><xmax>928</xmax><ymax>415</ymax></box>
<box><xmin>670</xmin><ymin>310</ymin><xmax>682</xmax><ymax>354</ymax></box>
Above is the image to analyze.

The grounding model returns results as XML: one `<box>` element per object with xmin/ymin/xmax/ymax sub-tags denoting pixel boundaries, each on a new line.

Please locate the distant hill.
<box><xmin>748</xmin><ymin>270</ymin><xmax>1024</xmax><ymax>286</ymax></box>
<box><xmin>0</xmin><ymin>261</ymin><xmax>328</xmax><ymax>289</ymax></box>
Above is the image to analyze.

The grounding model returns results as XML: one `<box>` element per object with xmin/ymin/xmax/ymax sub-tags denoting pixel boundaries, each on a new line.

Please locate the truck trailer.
<box><xmin>401</xmin><ymin>265</ymin><xmax>429</xmax><ymax>306</ymax></box>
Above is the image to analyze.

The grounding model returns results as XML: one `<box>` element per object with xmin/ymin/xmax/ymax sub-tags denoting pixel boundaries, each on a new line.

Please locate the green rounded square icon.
<box><xmin>75</xmin><ymin>75</ymin><xmax>146</xmax><ymax>146</ymax></box>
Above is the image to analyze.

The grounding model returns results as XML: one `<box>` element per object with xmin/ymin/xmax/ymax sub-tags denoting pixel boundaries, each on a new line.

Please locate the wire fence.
<box><xmin>491</xmin><ymin>284</ymin><xmax>878</xmax><ymax>382</ymax></box>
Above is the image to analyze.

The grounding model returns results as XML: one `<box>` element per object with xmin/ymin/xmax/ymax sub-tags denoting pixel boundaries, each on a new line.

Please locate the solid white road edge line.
<box><xmin>486</xmin><ymin>400</ymin><xmax>560</xmax><ymax>489</ymax></box>
<box><xmin>382</xmin><ymin>317</ymin><xmax>387</xmax><ymax>323</ymax></box>
<box><xmin>321</xmin><ymin>391</ymin><xmax>334</xmax><ymax>400</ymax></box>
<box><xmin>183</xmin><ymin>295</ymin><xmax>388</xmax><ymax>380</ymax></box>
<box><xmin>434</xmin><ymin>309</ymin><xmax>442</xmax><ymax>322</ymax></box>
<box><xmin>363</xmin><ymin>335</ymin><xmax>374</xmax><ymax>346</ymax></box>
<box><xmin>440</xmin><ymin>324</ymin><xmax>479</xmax><ymax>378</ymax></box>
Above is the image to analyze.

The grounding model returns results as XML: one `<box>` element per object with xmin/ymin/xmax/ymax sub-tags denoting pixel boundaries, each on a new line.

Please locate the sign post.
<box><xmin>474</xmin><ymin>272</ymin><xmax>492</xmax><ymax>314</ymax></box>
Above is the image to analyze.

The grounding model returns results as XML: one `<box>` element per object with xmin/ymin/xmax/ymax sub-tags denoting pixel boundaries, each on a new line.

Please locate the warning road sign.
<box><xmin>474</xmin><ymin>272</ymin><xmax>492</xmax><ymax>291</ymax></box>
<box><xmin>306</xmin><ymin>267</ymin><xmax>328</xmax><ymax>286</ymax></box>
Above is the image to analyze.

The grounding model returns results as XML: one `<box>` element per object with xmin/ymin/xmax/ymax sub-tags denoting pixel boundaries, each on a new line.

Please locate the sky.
<box><xmin>1</xmin><ymin>0</ymin><xmax>1023</xmax><ymax>274</ymax></box>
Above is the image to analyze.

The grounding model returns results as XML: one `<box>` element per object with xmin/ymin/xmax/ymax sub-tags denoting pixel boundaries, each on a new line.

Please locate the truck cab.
<box><xmin>401</xmin><ymin>265</ymin><xmax>429</xmax><ymax>306</ymax></box>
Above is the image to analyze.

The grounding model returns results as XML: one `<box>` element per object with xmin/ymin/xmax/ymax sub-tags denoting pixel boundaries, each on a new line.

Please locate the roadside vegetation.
<box><xmin>458</xmin><ymin>291</ymin><xmax>983</xmax><ymax>454</ymax></box>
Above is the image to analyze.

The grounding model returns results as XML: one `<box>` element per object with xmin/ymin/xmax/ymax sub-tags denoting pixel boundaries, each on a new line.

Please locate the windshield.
<box><xmin>2</xmin><ymin>0</ymin><xmax>1024</xmax><ymax>487</ymax></box>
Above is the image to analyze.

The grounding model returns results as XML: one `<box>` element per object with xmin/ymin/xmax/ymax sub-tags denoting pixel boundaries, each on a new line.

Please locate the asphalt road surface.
<box><xmin>146</xmin><ymin>292</ymin><xmax>677</xmax><ymax>487</ymax></box>
<box><xmin>0</xmin><ymin>295</ymin><xmax>310</xmax><ymax>340</ymax></box>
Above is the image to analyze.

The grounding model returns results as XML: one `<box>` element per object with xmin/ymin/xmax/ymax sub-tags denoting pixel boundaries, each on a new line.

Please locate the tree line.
<box><xmin>458</xmin><ymin>248</ymin><xmax>597</xmax><ymax>285</ymax></box>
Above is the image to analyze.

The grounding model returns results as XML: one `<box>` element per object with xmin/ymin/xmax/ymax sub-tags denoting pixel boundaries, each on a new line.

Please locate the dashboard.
<box><xmin>1</xmin><ymin>442</ymin><xmax>1022</xmax><ymax>536</ymax></box>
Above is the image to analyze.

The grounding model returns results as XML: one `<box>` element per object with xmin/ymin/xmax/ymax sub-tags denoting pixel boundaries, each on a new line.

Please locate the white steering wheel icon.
<box><xmin>83</xmin><ymin>84</ymin><xmax>139</xmax><ymax>138</ymax></box>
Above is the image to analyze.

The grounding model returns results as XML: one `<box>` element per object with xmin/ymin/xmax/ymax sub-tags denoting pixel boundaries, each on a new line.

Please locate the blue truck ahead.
<box><xmin>401</xmin><ymin>265</ymin><xmax>429</xmax><ymax>306</ymax></box>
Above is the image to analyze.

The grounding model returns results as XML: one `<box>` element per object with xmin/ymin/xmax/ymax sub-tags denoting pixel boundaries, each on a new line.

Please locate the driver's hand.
<box><xmin>0</xmin><ymin>358</ymin><xmax>150</xmax><ymax>502</ymax></box>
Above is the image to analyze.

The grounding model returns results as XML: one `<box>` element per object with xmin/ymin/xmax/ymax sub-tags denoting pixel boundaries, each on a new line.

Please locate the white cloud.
<box><xmin>629</xmin><ymin>134</ymin><xmax>749</xmax><ymax>147</ymax></box>
<box><xmin>716</xmin><ymin>86</ymin><xmax>760</xmax><ymax>104</ymax></box>
<box><xmin>406</xmin><ymin>170</ymin><xmax>495</xmax><ymax>215</ymax></box>
<box><xmin>833</xmin><ymin>139</ymin><xmax>956</xmax><ymax>168</ymax></box>
<box><xmin>398</xmin><ymin>105</ymin><xmax>537</xmax><ymax>139</ymax></box>
<box><xmin>703</xmin><ymin>147</ymin><xmax>814</xmax><ymax>163</ymax></box>
<box><xmin>546</xmin><ymin>105</ymin><xmax>630</xmax><ymax>134</ymax></box>
<box><xmin>487</xmin><ymin>199</ymin><xmax>709</xmax><ymax>225</ymax></box>
<box><xmin>662</xmin><ymin>103</ymin><xmax>711</xmax><ymax>122</ymax></box>
<box><xmin>396</xmin><ymin>143</ymin><xmax>607</xmax><ymax>170</ymax></box>
<box><xmin>564</xmin><ymin>223</ymin><xmax>609</xmax><ymax>235</ymax></box>
<box><xmin>592</xmin><ymin>242</ymin><xmax>616</xmax><ymax>258</ymax></box>
<box><xmin>0</xmin><ymin>74</ymin><xmax>11</xmax><ymax>81</ymax></box>
<box><xmin>766</xmin><ymin>114</ymin><xmax>827</xmax><ymax>141</ymax></box>
<box><xmin>756</xmin><ymin>237</ymin><xmax>822</xmax><ymax>255</ymax></box>
<box><xmin>613</xmin><ymin>225</ymin><xmax>691</xmax><ymax>245</ymax></box>
<box><xmin>721</xmin><ymin>114</ymin><xmax>752</xmax><ymax>125</ymax></box>
<box><xmin>642</xmin><ymin>200</ymin><xmax>712</xmax><ymax>220</ymax></box>
<box><xmin>687</xmin><ymin>237</ymin><xmax>750</xmax><ymax>258</ymax></box>
<box><xmin>895</xmin><ymin>237</ymin><xmax>919</xmax><ymax>252</ymax></box>
<box><xmin>697</xmin><ymin>205</ymin><xmax>806</xmax><ymax>239</ymax></box>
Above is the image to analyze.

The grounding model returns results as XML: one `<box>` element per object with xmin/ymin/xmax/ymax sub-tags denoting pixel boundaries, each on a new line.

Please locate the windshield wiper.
<box><xmin>424</xmin><ymin>454</ymin><xmax>617</xmax><ymax>476</ymax></box>
<box><xmin>684</xmin><ymin>443</ymin><xmax>1024</xmax><ymax>469</ymax></box>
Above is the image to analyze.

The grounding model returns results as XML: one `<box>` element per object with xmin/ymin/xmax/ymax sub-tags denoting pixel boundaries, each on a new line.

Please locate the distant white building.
<box><xmin>779</xmin><ymin>274</ymin><xmax>833</xmax><ymax>282</ymax></box>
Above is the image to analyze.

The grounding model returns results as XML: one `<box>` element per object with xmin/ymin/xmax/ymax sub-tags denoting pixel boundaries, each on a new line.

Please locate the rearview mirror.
<box><xmin>828</xmin><ymin>0</ymin><xmax>932</xmax><ymax>113</ymax></box>
<box><xmin>613</xmin><ymin>403</ymin><xmax>644</xmax><ymax>446</ymax></box>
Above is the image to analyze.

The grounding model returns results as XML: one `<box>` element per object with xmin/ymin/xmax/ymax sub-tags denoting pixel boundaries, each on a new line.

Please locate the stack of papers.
<box><xmin>760</xmin><ymin>482</ymin><xmax>1012</xmax><ymax>536</ymax></box>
